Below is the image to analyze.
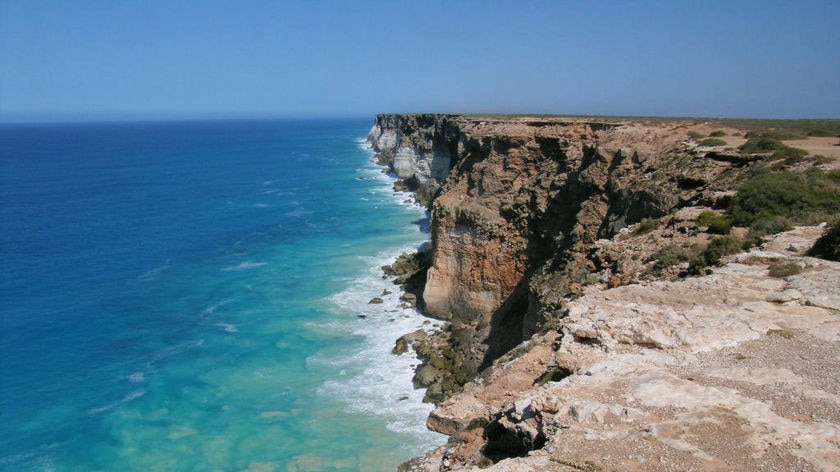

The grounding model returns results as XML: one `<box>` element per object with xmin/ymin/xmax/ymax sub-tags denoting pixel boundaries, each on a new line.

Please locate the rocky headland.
<box><xmin>367</xmin><ymin>114</ymin><xmax>840</xmax><ymax>471</ymax></box>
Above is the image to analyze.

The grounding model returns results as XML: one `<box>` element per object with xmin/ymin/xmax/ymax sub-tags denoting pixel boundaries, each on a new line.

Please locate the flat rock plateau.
<box><xmin>367</xmin><ymin>114</ymin><xmax>840</xmax><ymax>471</ymax></box>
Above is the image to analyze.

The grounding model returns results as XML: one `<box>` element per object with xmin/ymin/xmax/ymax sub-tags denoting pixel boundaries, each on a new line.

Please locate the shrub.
<box><xmin>708</xmin><ymin>219</ymin><xmax>734</xmax><ymax>235</ymax></box>
<box><xmin>687</xmin><ymin>131</ymin><xmax>705</xmax><ymax>140</ymax></box>
<box><xmin>767</xmin><ymin>262</ymin><xmax>803</xmax><ymax>278</ymax></box>
<box><xmin>742</xmin><ymin>216</ymin><xmax>794</xmax><ymax>249</ymax></box>
<box><xmin>535</xmin><ymin>367</ymin><xmax>573</xmax><ymax>386</ymax></box>
<box><xmin>808</xmin><ymin>219</ymin><xmax>840</xmax><ymax>261</ymax></box>
<box><xmin>650</xmin><ymin>244</ymin><xmax>693</xmax><ymax>274</ymax></box>
<box><xmin>739</xmin><ymin>137</ymin><xmax>787</xmax><ymax>154</ymax></box>
<box><xmin>730</xmin><ymin>169</ymin><xmax>840</xmax><ymax>228</ymax></box>
<box><xmin>709</xmin><ymin>130</ymin><xmax>727</xmax><ymax>137</ymax></box>
<box><xmin>688</xmin><ymin>236</ymin><xmax>743</xmax><ymax>275</ymax></box>
<box><xmin>633</xmin><ymin>217</ymin><xmax>661</xmax><ymax>235</ymax></box>
<box><xmin>696</xmin><ymin>211</ymin><xmax>733</xmax><ymax>234</ymax></box>
<box><xmin>771</xmin><ymin>146</ymin><xmax>808</xmax><ymax>164</ymax></box>
<box><xmin>699</xmin><ymin>138</ymin><xmax>727</xmax><ymax>147</ymax></box>
<box><xmin>745</xmin><ymin>130</ymin><xmax>806</xmax><ymax>141</ymax></box>
<box><xmin>705</xmin><ymin>236</ymin><xmax>744</xmax><ymax>262</ymax></box>
<box><xmin>806</xmin><ymin>129</ymin><xmax>837</xmax><ymax>137</ymax></box>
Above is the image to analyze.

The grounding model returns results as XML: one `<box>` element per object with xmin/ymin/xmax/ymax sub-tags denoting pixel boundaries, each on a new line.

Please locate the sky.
<box><xmin>1</xmin><ymin>0</ymin><xmax>838</xmax><ymax>121</ymax></box>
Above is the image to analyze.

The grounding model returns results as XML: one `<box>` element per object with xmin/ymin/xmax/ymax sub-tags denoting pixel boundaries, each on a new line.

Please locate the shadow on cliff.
<box><xmin>479</xmin><ymin>280</ymin><xmax>532</xmax><ymax>371</ymax></box>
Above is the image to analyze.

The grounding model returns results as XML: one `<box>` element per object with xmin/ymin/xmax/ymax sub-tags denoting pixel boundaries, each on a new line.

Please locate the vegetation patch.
<box><xmin>772</xmin><ymin>146</ymin><xmax>809</xmax><ymax>164</ymax></box>
<box><xmin>739</xmin><ymin>137</ymin><xmax>788</xmax><ymax>154</ymax></box>
<box><xmin>535</xmin><ymin>367</ymin><xmax>573</xmax><ymax>386</ymax></box>
<box><xmin>767</xmin><ymin>262</ymin><xmax>803</xmax><ymax>278</ymax></box>
<box><xmin>730</xmin><ymin>169</ymin><xmax>840</xmax><ymax>230</ymax></box>
<box><xmin>633</xmin><ymin>217</ymin><xmax>661</xmax><ymax>235</ymax></box>
<box><xmin>808</xmin><ymin>219</ymin><xmax>840</xmax><ymax>261</ymax></box>
<box><xmin>687</xmin><ymin>131</ymin><xmax>705</xmax><ymax>140</ymax></box>
<box><xmin>709</xmin><ymin>130</ymin><xmax>727</xmax><ymax>137</ymax></box>
<box><xmin>650</xmin><ymin>244</ymin><xmax>693</xmax><ymax>275</ymax></box>
<box><xmin>745</xmin><ymin>130</ymin><xmax>807</xmax><ymax>141</ymax></box>
<box><xmin>697</xmin><ymin>210</ymin><xmax>733</xmax><ymax>235</ymax></box>
<box><xmin>699</xmin><ymin>138</ymin><xmax>727</xmax><ymax>147</ymax></box>
<box><xmin>688</xmin><ymin>236</ymin><xmax>743</xmax><ymax>275</ymax></box>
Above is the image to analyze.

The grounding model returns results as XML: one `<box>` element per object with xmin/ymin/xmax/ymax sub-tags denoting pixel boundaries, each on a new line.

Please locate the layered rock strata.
<box><xmin>369</xmin><ymin>115</ymin><xmax>764</xmax><ymax>402</ymax></box>
<box><xmin>400</xmin><ymin>226</ymin><xmax>840</xmax><ymax>471</ymax></box>
<box><xmin>368</xmin><ymin>115</ymin><xmax>839</xmax><ymax>470</ymax></box>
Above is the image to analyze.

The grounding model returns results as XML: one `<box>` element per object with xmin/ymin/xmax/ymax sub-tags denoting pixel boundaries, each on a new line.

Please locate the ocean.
<box><xmin>0</xmin><ymin>119</ymin><xmax>444</xmax><ymax>471</ymax></box>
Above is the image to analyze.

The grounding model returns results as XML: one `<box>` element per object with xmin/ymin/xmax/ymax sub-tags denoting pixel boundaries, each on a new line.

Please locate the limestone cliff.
<box><xmin>368</xmin><ymin>114</ymin><xmax>460</xmax><ymax>207</ymax></box>
<box><xmin>369</xmin><ymin>114</ymin><xmax>762</xmax><ymax>402</ymax></box>
<box><xmin>402</xmin><ymin>226</ymin><xmax>840</xmax><ymax>472</ymax></box>
<box><xmin>367</xmin><ymin>114</ymin><xmax>840</xmax><ymax>470</ymax></box>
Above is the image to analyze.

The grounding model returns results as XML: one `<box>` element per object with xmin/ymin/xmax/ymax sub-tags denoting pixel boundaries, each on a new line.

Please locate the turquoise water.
<box><xmin>0</xmin><ymin>119</ymin><xmax>443</xmax><ymax>471</ymax></box>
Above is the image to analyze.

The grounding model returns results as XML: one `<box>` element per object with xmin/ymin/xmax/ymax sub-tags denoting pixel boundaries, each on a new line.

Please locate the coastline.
<box><xmin>318</xmin><ymin>139</ymin><xmax>446</xmax><ymax>448</ymax></box>
<box><xmin>365</xmin><ymin>114</ymin><xmax>840</xmax><ymax>471</ymax></box>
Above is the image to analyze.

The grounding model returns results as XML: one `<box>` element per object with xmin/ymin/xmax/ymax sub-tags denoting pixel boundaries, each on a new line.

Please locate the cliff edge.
<box><xmin>367</xmin><ymin>114</ymin><xmax>840</xmax><ymax>470</ymax></box>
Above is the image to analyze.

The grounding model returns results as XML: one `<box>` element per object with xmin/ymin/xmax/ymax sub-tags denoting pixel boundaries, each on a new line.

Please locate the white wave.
<box><xmin>138</xmin><ymin>260</ymin><xmax>170</xmax><ymax>281</ymax></box>
<box><xmin>146</xmin><ymin>339</ymin><xmax>204</xmax><ymax>366</ymax></box>
<box><xmin>356</xmin><ymin>137</ymin><xmax>374</xmax><ymax>152</ymax></box>
<box><xmin>221</xmin><ymin>261</ymin><xmax>268</xmax><ymax>272</ymax></box>
<box><xmin>122</xmin><ymin>390</ymin><xmax>146</xmax><ymax>402</ymax></box>
<box><xmin>202</xmin><ymin>296</ymin><xmax>238</xmax><ymax>315</ymax></box>
<box><xmin>215</xmin><ymin>322</ymin><xmax>238</xmax><ymax>333</ymax></box>
<box><xmin>284</xmin><ymin>208</ymin><xmax>310</xmax><ymax>218</ymax></box>
<box><xmin>88</xmin><ymin>389</ymin><xmax>146</xmax><ymax>415</ymax></box>
<box><xmin>127</xmin><ymin>372</ymin><xmax>145</xmax><ymax>383</ymax></box>
<box><xmin>313</xmin><ymin>243</ymin><xmax>445</xmax><ymax>448</ymax></box>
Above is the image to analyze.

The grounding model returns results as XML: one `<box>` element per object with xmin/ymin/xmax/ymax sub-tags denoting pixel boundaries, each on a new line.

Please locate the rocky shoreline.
<box><xmin>367</xmin><ymin>114</ymin><xmax>840</xmax><ymax>470</ymax></box>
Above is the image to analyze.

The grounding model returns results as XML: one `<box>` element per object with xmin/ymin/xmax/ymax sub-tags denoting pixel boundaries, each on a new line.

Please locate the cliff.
<box><xmin>405</xmin><ymin>225</ymin><xmax>840</xmax><ymax>471</ymax></box>
<box><xmin>368</xmin><ymin>114</ymin><xmax>840</xmax><ymax>470</ymax></box>
<box><xmin>370</xmin><ymin>114</ymin><xmax>761</xmax><ymax>401</ymax></box>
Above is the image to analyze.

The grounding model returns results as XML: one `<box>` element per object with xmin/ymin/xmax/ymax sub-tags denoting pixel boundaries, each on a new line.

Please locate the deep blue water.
<box><xmin>0</xmin><ymin>119</ymin><xmax>443</xmax><ymax>471</ymax></box>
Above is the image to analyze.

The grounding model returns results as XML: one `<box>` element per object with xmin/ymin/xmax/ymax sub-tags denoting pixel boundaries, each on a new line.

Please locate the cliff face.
<box><xmin>369</xmin><ymin>114</ymin><xmax>756</xmax><ymax>401</ymax></box>
<box><xmin>368</xmin><ymin>114</ymin><xmax>461</xmax><ymax>206</ymax></box>
<box><xmin>405</xmin><ymin>226</ymin><xmax>840</xmax><ymax>471</ymax></box>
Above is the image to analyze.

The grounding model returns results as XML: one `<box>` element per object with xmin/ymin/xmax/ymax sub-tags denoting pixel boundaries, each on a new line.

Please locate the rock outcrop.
<box><xmin>399</xmin><ymin>226</ymin><xmax>840</xmax><ymax>471</ymax></box>
<box><xmin>370</xmin><ymin>115</ymin><xmax>764</xmax><ymax>402</ymax></box>
<box><xmin>368</xmin><ymin>115</ymin><xmax>839</xmax><ymax>470</ymax></box>
<box><xmin>368</xmin><ymin>114</ymin><xmax>461</xmax><ymax>207</ymax></box>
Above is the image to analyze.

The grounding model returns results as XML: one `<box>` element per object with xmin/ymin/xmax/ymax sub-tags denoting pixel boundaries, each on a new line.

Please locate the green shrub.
<box><xmin>706</xmin><ymin>236</ymin><xmax>744</xmax><ymax>261</ymax></box>
<box><xmin>696</xmin><ymin>211</ymin><xmax>718</xmax><ymax>227</ymax></box>
<box><xmin>730</xmin><ymin>169</ymin><xmax>840</xmax><ymax>228</ymax></box>
<box><xmin>650</xmin><ymin>245</ymin><xmax>693</xmax><ymax>274</ymax></box>
<box><xmin>739</xmin><ymin>137</ymin><xmax>787</xmax><ymax>154</ymax></box>
<box><xmin>709</xmin><ymin>130</ymin><xmax>727</xmax><ymax>137</ymax></box>
<box><xmin>633</xmin><ymin>217</ymin><xmax>661</xmax><ymax>235</ymax></box>
<box><xmin>708</xmin><ymin>219</ymin><xmax>733</xmax><ymax>235</ymax></box>
<box><xmin>688</xmin><ymin>236</ymin><xmax>743</xmax><ymax>275</ymax></box>
<box><xmin>808</xmin><ymin>219</ymin><xmax>840</xmax><ymax>261</ymax></box>
<box><xmin>742</xmin><ymin>217</ymin><xmax>794</xmax><ymax>248</ymax></box>
<box><xmin>535</xmin><ymin>367</ymin><xmax>573</xmax><ymax>386</ymax></box>
<box><xmin>699</xmin><ymin>138</ymin><xmax>727</xmax><ymax>147</ymax></box>
<box><xmin>697</xmin><ymin>211</ymin><xmax>733</xmax><ymax>234</ymax></box>
<box><xmin>806</xmin><ymin>129</ymin><xmax>837</xmax><ymax>137</ymax></box>
<box><xmin>771</xmin><ymin>146</ymin><xmax>808</xmax><ymax>164</ymax></box>
<box><xmin>745</xmin><ymin>130</ymin><xmax>806</xmax><ymax>141</ymax></box>
<box><xmin>687</xmin><ymin>131</ymin><xmax>705</xmax><ymax>140</ymax></box>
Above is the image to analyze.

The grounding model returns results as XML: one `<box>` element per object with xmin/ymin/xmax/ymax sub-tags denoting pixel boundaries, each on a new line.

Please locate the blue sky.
<box><xmin>1</xmin><ymin>0</ymin><xmax>838</xmax><ymax>121</ymax></box>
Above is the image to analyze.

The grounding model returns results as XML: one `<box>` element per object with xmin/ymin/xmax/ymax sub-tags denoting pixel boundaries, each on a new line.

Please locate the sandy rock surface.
<box><xmin>402</xmin><ymin>228</ymin><xmax>840</xmax><ymax>471</ymax></box>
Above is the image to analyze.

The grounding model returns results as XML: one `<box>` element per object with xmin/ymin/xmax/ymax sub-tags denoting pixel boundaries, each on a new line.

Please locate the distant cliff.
<box><xmin>368</xmin><ymin>114</ymin><xmax>461</xmax><ymax>207</ymax></box>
